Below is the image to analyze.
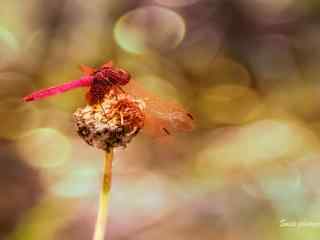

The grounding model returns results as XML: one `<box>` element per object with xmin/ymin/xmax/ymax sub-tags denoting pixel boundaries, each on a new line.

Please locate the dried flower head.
<box><xmin>73</xmin><ymin>89</ymin><xmax>145</xmax><ymax>151</ymax></box>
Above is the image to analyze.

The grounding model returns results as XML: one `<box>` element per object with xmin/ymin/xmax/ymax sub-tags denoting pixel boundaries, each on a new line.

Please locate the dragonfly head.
<box><xmin>94</xmin><ymin>66</ymin><xmax>131</xmax><ymax>86</ymax></box>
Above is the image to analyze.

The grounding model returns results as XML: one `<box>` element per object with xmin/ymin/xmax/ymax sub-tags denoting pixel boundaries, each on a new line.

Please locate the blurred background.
<box><xmin>1</xmin><ymin>0</ymin><xmax>320</xmax><ymax>239</ymax></box>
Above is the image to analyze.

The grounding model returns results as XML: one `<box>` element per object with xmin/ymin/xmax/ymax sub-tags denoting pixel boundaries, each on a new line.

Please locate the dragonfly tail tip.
<box><xmin>23</xmin><ymin>95</ymin><xmax>34</xmax><ymax>102</ymax></box>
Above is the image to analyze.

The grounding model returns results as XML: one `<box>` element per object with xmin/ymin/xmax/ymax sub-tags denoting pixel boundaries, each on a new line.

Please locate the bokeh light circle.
<box><xmin>0</xmin><ymin>26</ymin><xmax>19</xmax><ymax>66</ymax></box>
<box><xmin>153</xmin><ymin>0</ymin><xmax>201</xmax><ymax>7</ymax></box>
<box><xmin>17</xmin><ymin>128</ymin><xmax>72</xmax><ymax>169</ymax></box>
<box><xmin>0</xmin><ymin>26</ymin><xmax>18</xmax><ymax>50</ymax></box>
<box><xmin>196</xmin><ymin>119</ymin><xmax>320</xmax><ymax>175</ymax></box>
<box><xmin>51</xmin><ymin>167</ymin><xmax>98</xmax><ymax>198</ymax></box>
<box><xmin>198</xmin><ymin>85</ymin><xmax>264</xmax><ymax>125</ymax></box>
<box><xmin>0</xmin><ymin>98</ymin><xmax>39</xmax><ymax>139</ymax></box>
<box><xmin>209</xmin><ymin>58</ymin><xmax>252</xmax><ymax>87</ymax></box>
<box><xmin>114</xmin><ymin>6</ymin><xmax>186</xmax><ymax>54</ymax></box>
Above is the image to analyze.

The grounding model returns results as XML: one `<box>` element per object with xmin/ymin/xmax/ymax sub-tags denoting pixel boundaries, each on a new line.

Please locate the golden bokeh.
<box><xmin>17</xmin><ymin>128</ymin><xmax>72</xmax><ymax>169</ymax></box>
<box><xmin>208</xmin><ymin>57</ymin><xmax>252</xmax><ymax>87</ymax></box>
<box><xmin>114</xmin><ymin>6</ymin><xmax>186</xmax><ymax>54</ymax></box>
<box><xmin>196</xmin><ymin>119</ymin><xmax>319</xmax><ymax>174</ymax></box>
<box><xmin>198</xmin><ymin>84</ymin><xmax>264</xmax><ymax>125</ymax></box>
<box><xmin>0</xmin><ymin>25</ymin><xmax>19</xmax><ymax>66</ymax></box>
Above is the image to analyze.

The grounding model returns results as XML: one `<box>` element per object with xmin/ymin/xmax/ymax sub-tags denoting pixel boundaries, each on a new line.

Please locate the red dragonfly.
<box><xmin>23</xmin><ymin>61</ymin><xmax>194</xmax><ymax>136</ymax></box>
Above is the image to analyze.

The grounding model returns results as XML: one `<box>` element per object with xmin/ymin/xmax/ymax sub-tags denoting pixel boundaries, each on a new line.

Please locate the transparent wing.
<box><xmin>79</xmin><ymin>64</ymin><xmax>96</xmax><ymax>76</ymax></box>
<box><xmin>124</xmin><ymin>80</ymin><xmax>194</xmax><ymax>137</ymax></box>
<box><xmin>101</xmin><ymin>61</ymin><xmax>113</xmax><ymax>68</ymax></box>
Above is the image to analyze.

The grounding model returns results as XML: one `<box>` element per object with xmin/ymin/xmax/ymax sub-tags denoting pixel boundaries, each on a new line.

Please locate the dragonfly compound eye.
<box><xmin>116</xmin><ymin>69</ymin><xmax>131</xmax><ymax>85</ymax></box>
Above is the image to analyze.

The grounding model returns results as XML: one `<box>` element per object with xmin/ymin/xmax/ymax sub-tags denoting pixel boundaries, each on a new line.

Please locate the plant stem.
<box><xmin>93</xmin><ymin>149</ymin><xmax>114</xmax><ymax>240</ymax></box>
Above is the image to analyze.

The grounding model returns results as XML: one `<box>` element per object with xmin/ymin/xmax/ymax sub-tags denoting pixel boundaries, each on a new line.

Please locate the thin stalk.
<box><xmin>93</xmin><ymin>149</ymin><xmax>114</xmax><ymax>240</ymax></box>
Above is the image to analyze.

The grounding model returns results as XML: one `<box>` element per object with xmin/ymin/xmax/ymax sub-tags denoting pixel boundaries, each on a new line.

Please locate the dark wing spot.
<box><xmin>187</xmin><ymin>113</ymin><xmax>194</xmax><ymax>120</ymax></box>
<box><xmin>163</xmin><ymin>128</ymin><xmax>171</xmax><ymax>135</ymax></box>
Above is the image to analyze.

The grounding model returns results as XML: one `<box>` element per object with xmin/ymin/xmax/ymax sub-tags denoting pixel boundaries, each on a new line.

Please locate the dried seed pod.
<box><xmin>73</xmin><ymin>90</ymin><xmax>145</xmax><ymax>151</ymax></box>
